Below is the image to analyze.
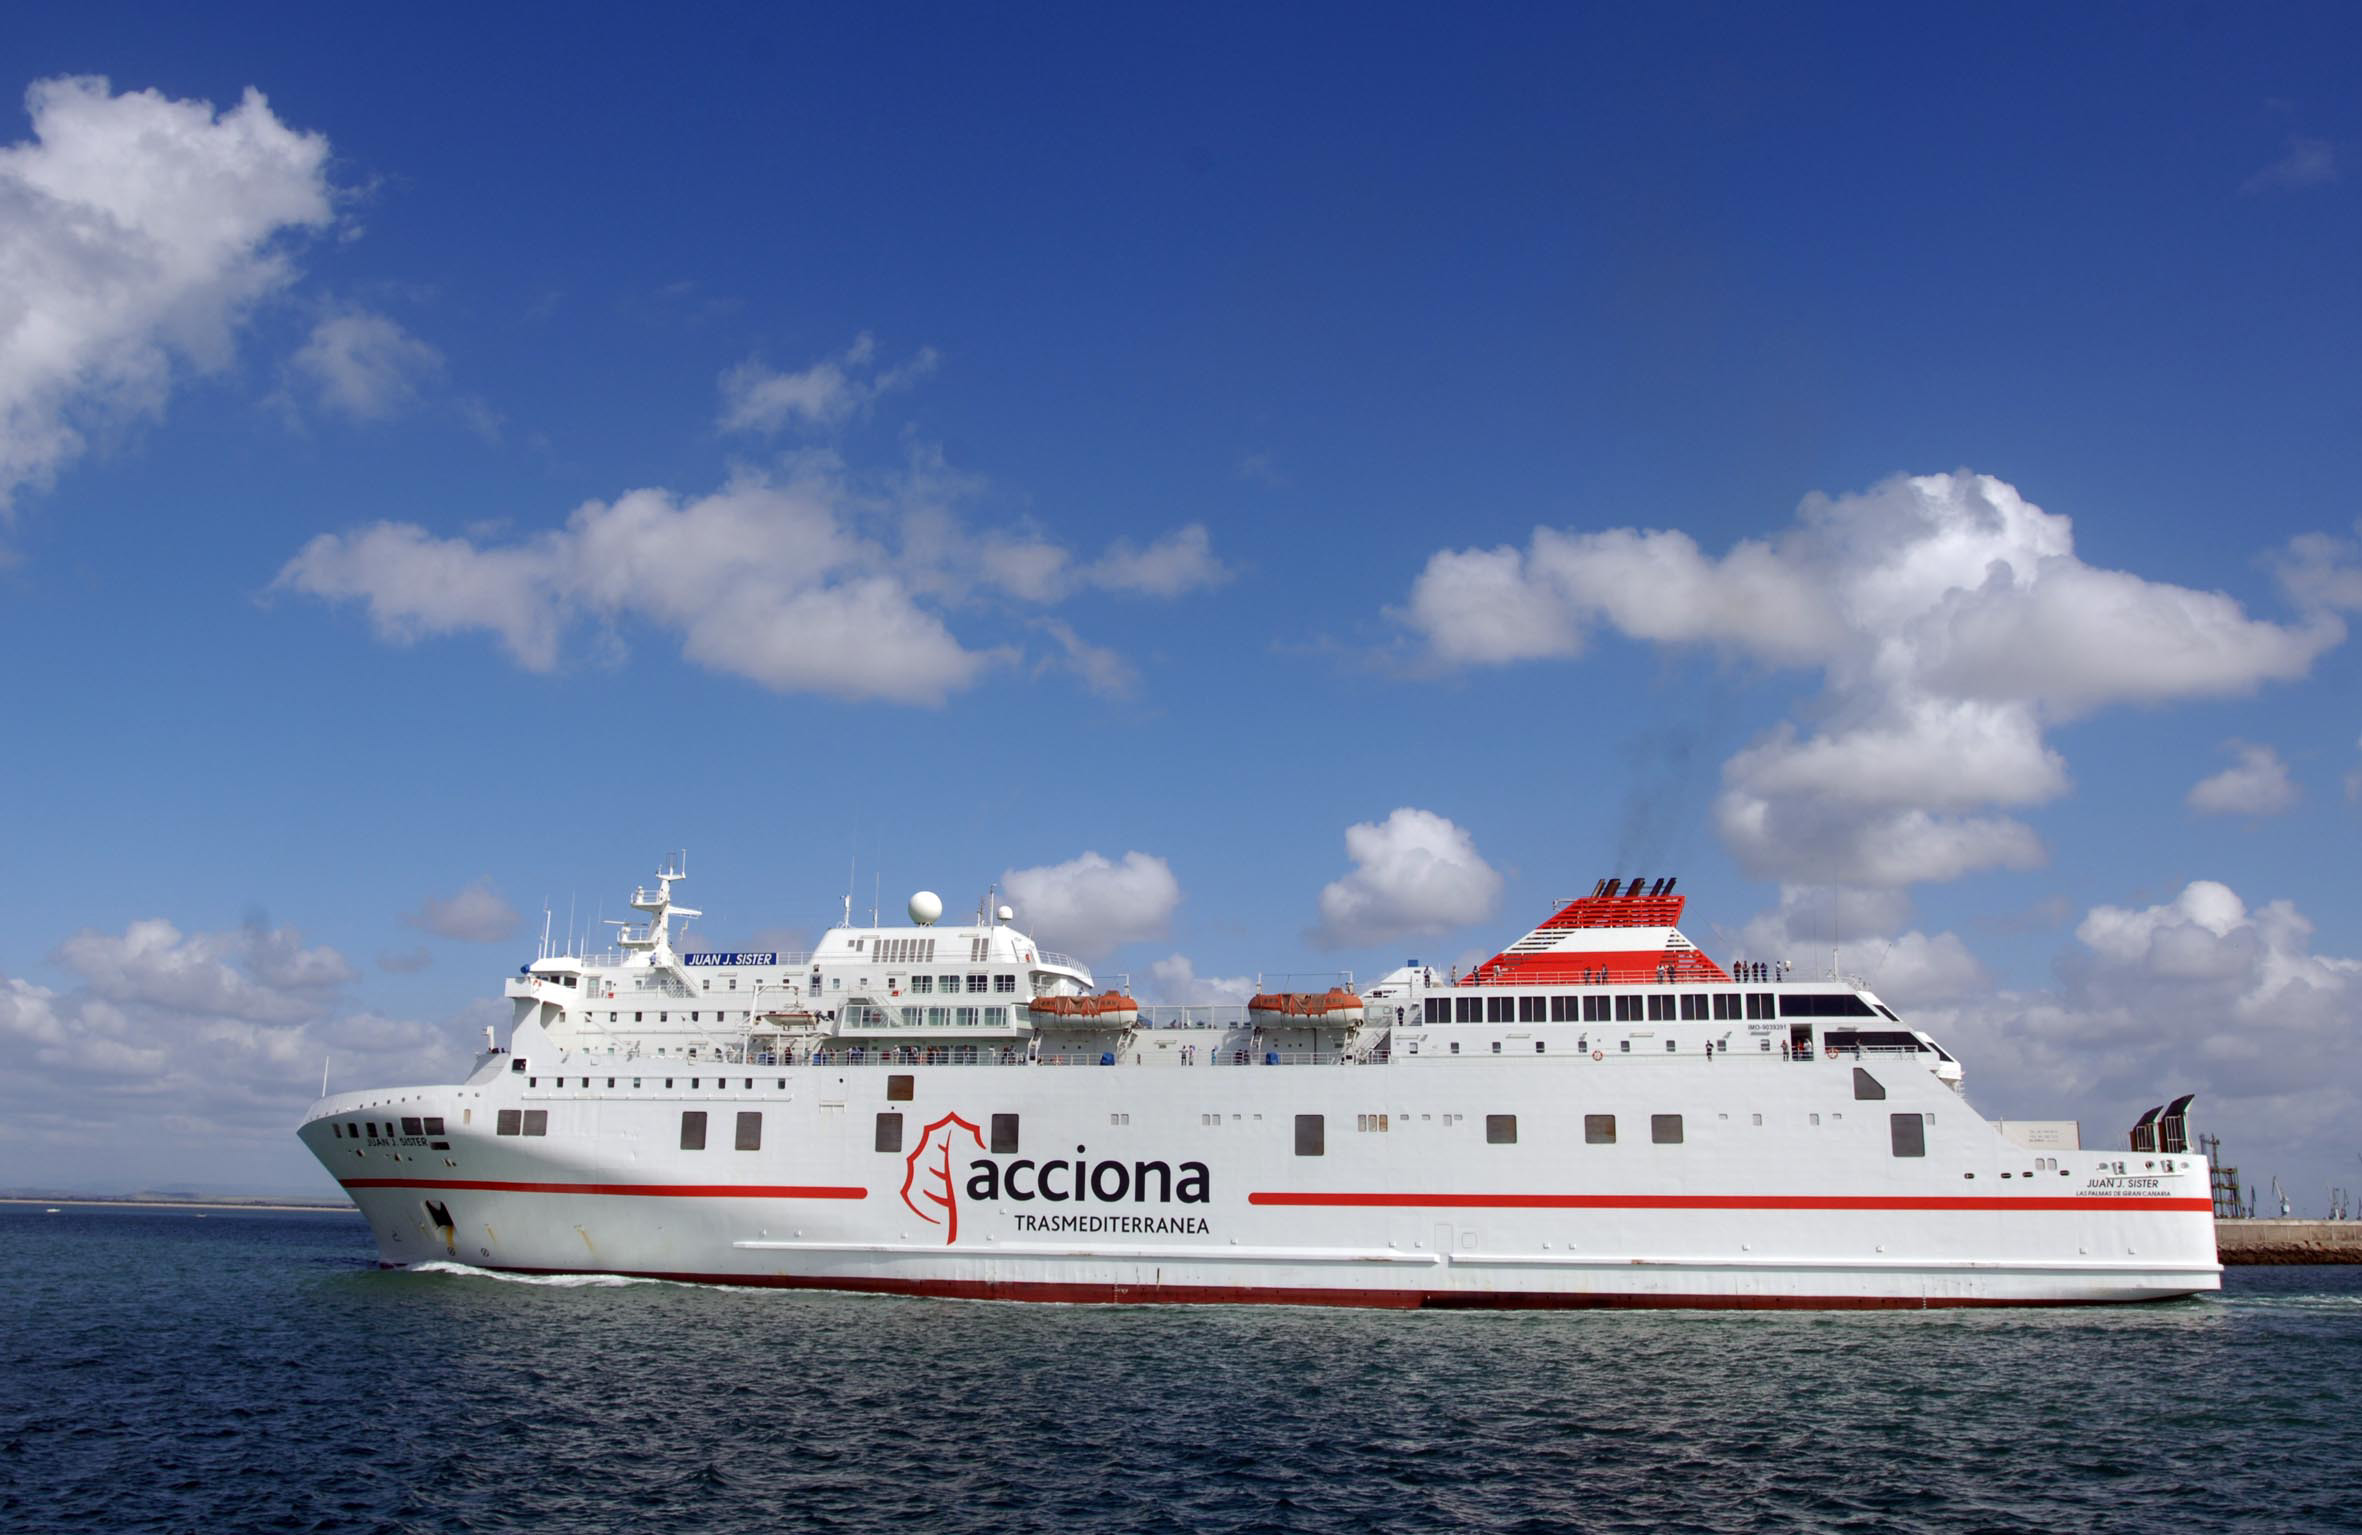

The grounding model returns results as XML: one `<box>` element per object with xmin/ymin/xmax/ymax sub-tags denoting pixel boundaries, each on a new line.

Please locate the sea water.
<box><xmin>3</xmin><ymin>1204</ymin><xmax>2358</xmax><ymax>1533</ymax></box>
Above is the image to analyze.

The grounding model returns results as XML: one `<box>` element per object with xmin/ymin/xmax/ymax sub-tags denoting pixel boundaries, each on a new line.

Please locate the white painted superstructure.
<box><xmin>300</xmin><ymin>865</ymin><xmax>2220</xmax><ymax>1307</ymax></box>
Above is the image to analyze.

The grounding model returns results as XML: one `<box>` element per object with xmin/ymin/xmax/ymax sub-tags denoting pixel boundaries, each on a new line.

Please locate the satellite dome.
<box><xmin>908</xmin><ymin>890</ymin><xmax>943</xmax><ymax>926</ymax></box>
<box><xmin>997</xmin><ymin>904</ymin><xmax>1014</xmax><ymax>922</ymax></box>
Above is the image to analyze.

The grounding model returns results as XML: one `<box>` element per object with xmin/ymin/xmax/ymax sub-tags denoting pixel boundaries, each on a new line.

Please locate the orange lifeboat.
<box><xmin>1026</xmin><ymin>991</ymin><xmax>1141</xmax><ymax>1026</ymax></box>
<box><xmin>1247</xmin><ymin>989</ymin><xmax>1366</xmax><ymax>1026</ymax></box>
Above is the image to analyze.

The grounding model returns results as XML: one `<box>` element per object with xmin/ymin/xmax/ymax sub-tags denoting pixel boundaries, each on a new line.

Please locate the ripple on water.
<box><xmin>2</xmin><ymin>1211</ymin><xmax>2359</xmax><ymax>1534</ymax></box>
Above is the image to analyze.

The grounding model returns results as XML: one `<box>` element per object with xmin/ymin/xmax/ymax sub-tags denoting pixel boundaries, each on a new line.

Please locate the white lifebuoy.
<box><xmin>1591</xmin><ymin>1049</ymin><xmax>1604</xmax><ymax>1062</ymax></box>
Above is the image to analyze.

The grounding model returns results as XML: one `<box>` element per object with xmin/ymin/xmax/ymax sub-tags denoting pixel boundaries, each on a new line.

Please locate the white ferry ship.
<box><xmin>300</xmin><ymin>864</ymin><xmax>2220</xmax><ymax>1307</ymax></box>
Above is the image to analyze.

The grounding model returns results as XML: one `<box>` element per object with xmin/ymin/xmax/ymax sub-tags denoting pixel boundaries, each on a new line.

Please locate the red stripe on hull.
<box><xmin>401</xmin><ymin>1264</ymin><xmax>2193</xmax><ymax>1310</ymax></box>
<box><xmin>1248</xmin><ymin>1192</ymin><xmax>2214</xmax><ymax>1212</ymax></box>
<box><xmin>341</xmin><ymin>1177</ymin><xmax>866</xmax><ymax>1199</ymax></box>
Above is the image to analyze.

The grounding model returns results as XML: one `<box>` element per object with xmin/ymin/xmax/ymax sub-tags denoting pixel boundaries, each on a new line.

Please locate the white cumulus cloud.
<box><xmin>1311</xmin><ymin>807</ymin><xmax>1503</xmax><ymax>949</ymax></box>
<box><xmin>276</xmin><ymin>449</ymin><xmax>1232</xmax><ymax>705</ymax></box>
<box><xmin>2186</xmin><ymin>741</ymin><xmax>2299</xmax><ymax>816</ymax></box>
<box><xmin>717</xmin><ymin>332</ymin><xmax>939</xmax><ymax>434</ymax></box>
<box><xmin>1001</xmin><ymin>850</ymin><xmax>1182</xmax><ymax>961</ymax></box>
<box><xmin>2243</xmin><ymin>133</ymin><xmax>2338</xmax><ymax>194</ymax></box>
<box><xmin>1919</xmin><ymin>881</ymin><xmax>2361</xmax><ymax>1202</ymax></box>
<box><xmin>1148</xmin><ymin>953</ymin><xmax>1256</xmax><ymax>1005</ymax></box>
<box><xmin>1084</xmin><ymin>523</ymin><xmax>1232</xmax><ymax>597</ymax></box>
<box><xmin>1731</xmin><ymin>885</ymin><xmax>1988</xmax><ymax>1005</ymax></box>
<box><xmin>1402</xmin><ymin>471</ymin><xmax>2342</xmax><ymax>887</ymax></box>
<box><xmin>403</xmin><ymin>878</ymin><xmax>521</xmax><ymax>943</ymax></box>
<box><xmin>291</xmin><ymin>307</ymin><xmax>440</xmax><ymax>419</ymax></box>
<box><xmin>0</xmin><ymin>913</ymin><xmax>472</xmax><ymax>1192</ymax></box>
<box><xmin>0</xmin><ymin>75</ymin><xmax>333</xmax><ymax>512</ymax></box>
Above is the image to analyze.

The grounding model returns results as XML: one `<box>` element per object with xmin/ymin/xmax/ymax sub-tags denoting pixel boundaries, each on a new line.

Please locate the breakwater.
<box><xmin>2216</xmin><ymin>1219</ymin><xmax>2362</xmax><ymax>1264</ymax></box>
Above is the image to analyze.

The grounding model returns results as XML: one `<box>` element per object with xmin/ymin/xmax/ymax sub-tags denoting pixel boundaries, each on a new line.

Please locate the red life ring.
<box><xmin>1591</xmin><ymin>1049</ymin><xmax>1604</xmax><ymax>1062</ymax></box>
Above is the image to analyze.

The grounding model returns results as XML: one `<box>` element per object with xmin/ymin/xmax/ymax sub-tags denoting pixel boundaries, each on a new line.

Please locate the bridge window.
<box><xmin>496</xmin><ymin>1109</ymin><xmax>521</xmax><ymax>1136</ymax></box>
<box><xmin>521</xmin><ymin>1110</ymin><xmax>547</xmax><ymax>1136</ymax></box>
<box><xmin>966</xmin><ymin>975</ymin><xmax>988</xmax><ymax>994</ymax></box>
<box><xmin>1295</xmin><ymin>1114</ymin><xmax>1324</xmax><ymax>1156</ymax></box>
<box><xmin>991</xmin><ymin>1113</ymin><xmax>1020</xmax><ymax>1154</ymax></box>
<box><xmin>1425</xmin><ymin>997</ymin><xmax>1449</xmax><ymax>1024</ymax></box>
<box><xmin>1891</xmin><ymin>1113</ymin><xmax>1926</xmax><ymax>1158</ymax></box>
<box><xmin>735</xmin><ymin>1111</ymin><xmax>763</xmax><ymax>1151</ymax></box>
<box><xmin>1456</xmin><ymin>997</ymin><xmax>1482</xmax><ymax>1023</ymax></box>
<box><xmin>1517</xmin><ymin>996</ymin><xmax>1545</xmax><ymax>1023</ymax></box>
<box><xmin>1486</xmin><ymin>1114</ymin><xmax>1517</xmax><ymax>1144</ymax></box>
<box><xmin>1712</xmin><ymin>994</ymin><xmax>1737</xmax><ymax>1020</ymax></box>
<box><xmin>680</xmin><ymin>1111</ymin><xmax>707</xmax><ymax>1150</ymax></box>
<box><xmin>887</xmin><ymin>1074</ymin><xmax>914</xmax><ymax>1102</ymax></box>
<box><xmin>1680</xmin><ymin>995</ymin><xmax>1707</xmax><ymax>1021</ymax></box>
<box><xmin>1486</xmin><ymin>996</ymin><xmax>1513</xmax><ymax>1024</ymax></box>
<box><xmin>875</xmin><ymin>1112</ymin><xmax>903</xmax><ymax>1153</ymax></box>
<box><xmin>1584</xmin><ymin>996</ymin><xmax>1608</xmax><ymax>1023</ymax></box>
<box><xmin>401</xmin><ymin>1117</ymin><xmax>422</xmax><ymax>1136</ymax></box>
<box><xmin>1549</xmin><ymin>995</ymin><xmax>1576</xmax><ymax>1022</ymax></box>
<box><xmin>994</xmin><ymin>975</ymin><xmax>1016</xmax><ymax>994</ymax></box>
<box><xmin>1853</xmin><ymin>1068</ymin><xmax>1885</xmax><ymax>1101</ymax></box>
<box><xmin>911</xmin><ymin>975</ymin><xmax>933</xmax><ymax>994</ymax></box>
<box><xmin>1780</xmin><ymin>994</ymin><xmax>1876</xmax><ymax>1018</ymax></box>
<box><xmin>1648</xmin><ymin>996</ymin><xmax>1673</xmax><ymax>1021</ymax></box>
<box><xmin>1615</xmin><ymin>996</ymin><xmax>1641</xmax><ymax>1022</ymax></box>
<box><xmin>1584</xmin><ymin>1114</ymin><xmax>1616</xmax><ymax>1145</ymax></box>
<box><xmin>1651</xmin><ymin>1114</ymin><xmax>1683</xmax><ymax>1144</ymax></box>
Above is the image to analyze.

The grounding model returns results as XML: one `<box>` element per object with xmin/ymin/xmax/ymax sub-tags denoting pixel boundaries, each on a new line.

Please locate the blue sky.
<box><xmin>3</xmin><ymin>5</ymin><xmax>2358</xmax><ymax>1207</ymax></box>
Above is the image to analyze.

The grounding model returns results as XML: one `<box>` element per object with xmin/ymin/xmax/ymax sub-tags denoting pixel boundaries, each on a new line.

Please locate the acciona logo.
<box><xmin>898</xmin><ymin>1111</ymin><xmax>1211</xmax><ymax>1245</ymax></box>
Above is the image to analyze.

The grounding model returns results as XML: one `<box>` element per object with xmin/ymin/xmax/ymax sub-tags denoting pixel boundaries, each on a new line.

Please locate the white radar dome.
<box><xmin>909</xmin><ymin>891</ymin><xmax>943</xmax><ymax>926</ymax></box>
<box><xmin>997</xmin><ymin>904</ymin><xmax>1014</xmax><ymax>922</ymax></box>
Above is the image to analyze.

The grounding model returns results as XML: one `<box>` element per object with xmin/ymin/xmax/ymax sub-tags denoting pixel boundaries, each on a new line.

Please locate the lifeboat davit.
<box><xmin>1026</xmin><ymin>991</ymin><xmax>1141</xmax><ymax>1026</ymax></box>
<box><xmin>1247</xmin><ymin>989</ymin><xmax>1365</xmax><ymax>1026</ymax></box>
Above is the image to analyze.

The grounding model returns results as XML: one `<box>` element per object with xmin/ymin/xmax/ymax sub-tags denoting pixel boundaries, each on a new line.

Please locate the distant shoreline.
<box><xmin>1</xmin><ymin>1196</ymin><xmax>358</xmax><ymax>1215</ymax></box>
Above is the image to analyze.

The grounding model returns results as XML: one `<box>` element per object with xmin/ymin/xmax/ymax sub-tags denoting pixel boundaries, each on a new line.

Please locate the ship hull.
<box><xmin>305</xmin><ymin>1051</ymin><xmax>2221</xmax><ymax>1309</ymax></box>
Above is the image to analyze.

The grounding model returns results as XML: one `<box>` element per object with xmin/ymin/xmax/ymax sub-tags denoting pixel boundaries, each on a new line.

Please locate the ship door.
<box><xmin>1434</xmin><ymin>1222</ymin><xmax>1454</xmax><ymax>1257</ymax></box>
<box><xmin>1789</xmin><ymin>1021</ymin><xmax>1813</xmax><ymax>1058</ymax></box>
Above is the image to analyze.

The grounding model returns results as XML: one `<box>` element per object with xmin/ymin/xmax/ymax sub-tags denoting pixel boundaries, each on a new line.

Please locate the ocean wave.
<box><xmin>401</xmin><ymin>1260</ymin><xmax>665</xmax><ymax>1289</ymax></box>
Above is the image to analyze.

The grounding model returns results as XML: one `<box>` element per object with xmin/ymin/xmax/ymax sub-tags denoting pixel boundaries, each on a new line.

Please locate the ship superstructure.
<box><xmin>300</xmin><ymin>863</ymin><xmax>2219</xmax><ymax>1307</ymax></box>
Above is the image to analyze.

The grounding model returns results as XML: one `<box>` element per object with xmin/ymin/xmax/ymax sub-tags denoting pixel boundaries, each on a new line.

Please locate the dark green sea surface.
<box><xmin>3</xmin><ymin>1204</ymin><xmax>2358</xmax><ymax>1534</ymax></box>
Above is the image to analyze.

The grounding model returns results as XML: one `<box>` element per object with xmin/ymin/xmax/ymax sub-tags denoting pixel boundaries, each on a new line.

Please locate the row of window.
<box><xmin>902</xmin><ymin>974</ymin><xmax>1018</xmax><ymax>995</ymax></box>
<box><xmin>1289</xmin><ymin>1111</ymin><xmax>1682</xmax><ymax>1153</ymax></box>
<box><xmin>1421</xmin><ymin>991</ymin><xmax>1886</xmax><ymax>1025</ymax></box>
<box><xmin>898</xmin><ymin>1006</ymin><xmax>1009</xmax><ymax>1027</ymax></box>
<box><xmin>493</xmin><ymin>1101</ymin><xmax>1929</xmax><ymax>1159</ymax></box>
<box><xmin>1413</xmin><ymin>1036</ymin><xmax>1756</xmax><ymax>1056</ymax></box>
<box><xmin>333</xmin><ymin>1116</ymin><xmax>445</xmax><ymax>1139</ymax></box>
<box><xmin>678</xmin><ymin>1111</ymin><xmax>764</xmax><ymax>1151</ymax></box>
<box><xmin>530</xmin><ymin>1075</ymin><xmax>777</xmax><ymax>1090</ymax></box>
<box><xmin>1293</xmin><ymin>1108</ymin><xmax>1931</xmax><ymax>1156</ymax></box>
